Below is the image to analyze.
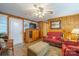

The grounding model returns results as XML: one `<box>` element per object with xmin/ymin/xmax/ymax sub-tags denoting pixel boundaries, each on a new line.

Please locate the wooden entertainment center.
<box><xmin>24</xmin><ymin>28</ymin><xmax>40</xmax><ymax>43</ymax></box>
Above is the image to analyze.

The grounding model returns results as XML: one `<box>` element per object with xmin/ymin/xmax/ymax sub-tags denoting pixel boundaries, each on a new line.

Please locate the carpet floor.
<box><xmin>0</xmin><ymin>40</ymin><xmax>62</xmax><ymax>56</ymax></box>
<box><xmin>14</xmin><ymin>40</ymin><xmax>62</xmax><ymax>56</ymax></box>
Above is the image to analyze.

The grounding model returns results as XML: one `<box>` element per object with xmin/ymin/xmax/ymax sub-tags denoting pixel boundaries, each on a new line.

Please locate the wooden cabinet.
<box><xmin>24</xmin><ymin>29</ymin><xmax>39</xmax><ymax>43</ymax></box>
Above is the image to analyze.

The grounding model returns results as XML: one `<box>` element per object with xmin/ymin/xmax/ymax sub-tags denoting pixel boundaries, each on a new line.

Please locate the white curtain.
<box><xmin>9</xmin><ymin>17</ymin><xmax>23</xmax><ymax>45</ymax></box>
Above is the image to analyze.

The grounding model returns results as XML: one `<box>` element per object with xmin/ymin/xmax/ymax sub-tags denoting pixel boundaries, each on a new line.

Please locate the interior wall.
<box><xmin>61</xmin><ymin>14</ymin><xmax>79</xmax><ymax>32</ymax></box>
<box><xmin>48</xmin><ymin>14</ymin><xmax>79</xmax><ymax>32</ymax></box>
<box><xmin>39</xmin><ymin>22</ymin><xmax>49</xmax><ymax>38</ymax></box>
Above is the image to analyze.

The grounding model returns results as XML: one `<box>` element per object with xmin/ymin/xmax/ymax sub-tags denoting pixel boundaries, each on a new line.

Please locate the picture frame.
<box><xmin>50</xmin><ymin>20</ymin><xmax>61</xmax><ymax>29</ymax></box>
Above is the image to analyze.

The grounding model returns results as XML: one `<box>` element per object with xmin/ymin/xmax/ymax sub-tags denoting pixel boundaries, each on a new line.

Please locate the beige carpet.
<box><xmin>46</xmin><ymin>46</ymin><xmax>62</xmax><ymax>56</ymax></box>
<box><xmin>14</xmin><ymin>44</ymin><xmax>27</xmax><ymax>56</ymax></box>
<box><xmin>14</xmin><ymin>41</ymin><xmax>62</xmax><ymax>56</ymax></box>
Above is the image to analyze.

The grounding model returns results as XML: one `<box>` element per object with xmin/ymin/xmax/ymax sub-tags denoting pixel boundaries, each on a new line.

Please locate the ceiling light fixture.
<box><xmin>33</xmin><ymin>4</ymin><xmax>53</xmax><ymax>18</ymax></box>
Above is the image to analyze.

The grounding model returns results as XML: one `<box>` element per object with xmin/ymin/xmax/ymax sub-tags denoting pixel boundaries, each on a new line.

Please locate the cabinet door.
<box><xmin>32</xmin><ymin>30</ymin><xmax>36</xmax><ymax>40</ymax></box>
<box><xmin>37</xmin><ymin>30</ymin><xmax>39</xmax><ymax>39</ymax></box>
<box><xmin>36</xmin><ymin>30</ymin><xmax>38</xmax><ymax>39</ymax></box>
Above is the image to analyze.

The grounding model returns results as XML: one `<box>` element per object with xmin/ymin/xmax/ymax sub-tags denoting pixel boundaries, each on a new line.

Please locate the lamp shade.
<box><xmin>71</xmin><ymin>28</ymin><xmax>79</xmax><ymax>34</ymax></box>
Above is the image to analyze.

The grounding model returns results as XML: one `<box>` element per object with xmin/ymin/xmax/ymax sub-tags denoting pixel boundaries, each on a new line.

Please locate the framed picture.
<box><xmin>50</xmin><ymin>20</ymin><xmax>61</xmax><ymax>29</ymax></box>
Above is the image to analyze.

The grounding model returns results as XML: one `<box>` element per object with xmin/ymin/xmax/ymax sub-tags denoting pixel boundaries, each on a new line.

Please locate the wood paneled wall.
<box><xmin>48</xmin><ymin>14</ymin><xmax>79</xmax><ymax>32</ymax></box>
<box><xmin>61</xmin><ymin>14</ymin><xmax>79</xmax><ymax>32</ymax></box>
<box><xmin>38</xmin><ymin>21</ymin><xmax>49</xmax><ymax>38</ymax></box>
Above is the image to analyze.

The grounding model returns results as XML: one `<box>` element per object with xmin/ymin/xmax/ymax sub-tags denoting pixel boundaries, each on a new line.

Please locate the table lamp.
<box><xmin>71</xmin><ymin>28</ymin><xmax>79</xmax><ymax>41</ymax></box>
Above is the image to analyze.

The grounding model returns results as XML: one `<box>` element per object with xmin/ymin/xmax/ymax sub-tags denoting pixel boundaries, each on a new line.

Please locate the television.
<box><xmin>29</xmin><ymin>23</ymin><xmax>36</xmax><ymax>29</ymax></box>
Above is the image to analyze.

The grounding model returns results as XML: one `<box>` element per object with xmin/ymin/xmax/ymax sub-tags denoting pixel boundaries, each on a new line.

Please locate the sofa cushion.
<box><xmin>64</xmin><ymin>41</ymin><xmax>77</xmax><ymax>46</ymax></box>
<box><xmin>47</xmin><ymin>32</ymin><xmax>63</xmax><ymax>36</ymax></box>
<box><xmin>52</xmin><ymin>36</ymin><xmax>56</xmax><ymax>39</ymax></box>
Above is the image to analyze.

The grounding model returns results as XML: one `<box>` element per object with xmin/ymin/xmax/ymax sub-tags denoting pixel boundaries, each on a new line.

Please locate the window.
<box><xmin>0</xmin><ymin>14</ymin><xmax>7</xmax><ymax>34</ymax></box>
<box><xmin>9</xmin><ymin>17</ymin><xmax>23</xmax><ymax>45</ymax></box>
<box><xmin>24</xmin><ymin>20</ymin><xmax>30</xmax><ymax>32</ymax></box>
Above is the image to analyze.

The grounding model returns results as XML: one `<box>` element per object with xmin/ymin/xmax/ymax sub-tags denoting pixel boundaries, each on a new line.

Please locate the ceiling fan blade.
<box><xmin>33</xmin><ymin>4</ymin><xmax>38</xmax><ymax>8</ymax></box>
<box><xmin>39</xmin><ymin>7</ymin><xmax>43</xmax><ymax>10</ymax></box>
<box><xmin>47</xmin><ymin>11</ymin><xmax>53</xmax><ymax>14</ymax></box>
<box><xmin>38</xmin><ymin>7</ymin><xmax>44</xmax><ymax>12</ymax></box>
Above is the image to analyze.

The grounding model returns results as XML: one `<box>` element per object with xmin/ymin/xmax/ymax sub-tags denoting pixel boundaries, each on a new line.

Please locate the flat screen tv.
<box><xmin>29</xmin><ymin>23</ymin><xmax>36</xmax><ymax>29</ymax></box>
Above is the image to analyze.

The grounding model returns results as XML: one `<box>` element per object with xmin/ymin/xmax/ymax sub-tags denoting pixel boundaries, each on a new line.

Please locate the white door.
<box><xmin>9</xmin><ymin>17</ymin><xmax>23</xmax><ymax>45</ymax></box>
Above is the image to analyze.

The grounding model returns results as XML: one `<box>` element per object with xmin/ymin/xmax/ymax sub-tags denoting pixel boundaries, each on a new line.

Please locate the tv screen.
<box><xmin>29</xmin><ymin>23</ymin><xmax>36</xmax><ymax>29</ymax></box>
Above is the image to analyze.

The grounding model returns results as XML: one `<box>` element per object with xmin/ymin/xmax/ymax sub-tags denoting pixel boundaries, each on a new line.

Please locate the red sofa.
<box><xmin>62</xmin><ymin>41</ymin><xmax>79</xmax><ymax>56</ymax></box>
<box><xmin>43</xmin><ymin>32</ymin><xmax>63</xmax><ymax>48</ymax></box>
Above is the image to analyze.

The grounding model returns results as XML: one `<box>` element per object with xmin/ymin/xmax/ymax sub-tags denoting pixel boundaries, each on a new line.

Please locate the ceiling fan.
<box><xmin>33</xmin><ymin>4</ymin><xmax>53</xmax><ymax>18</ymax></box>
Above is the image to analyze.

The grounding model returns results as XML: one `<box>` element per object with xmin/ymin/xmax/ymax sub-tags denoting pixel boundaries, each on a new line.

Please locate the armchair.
<box><xmin>62</xmin><ymin>41</ymin><xmax>79</xmax><ymax>56</ymax></box>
